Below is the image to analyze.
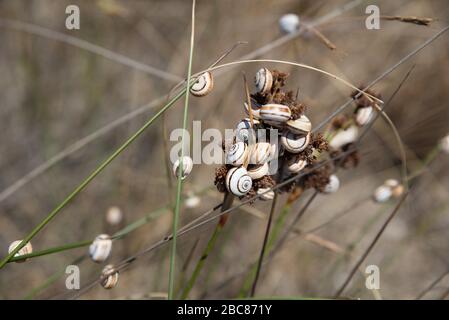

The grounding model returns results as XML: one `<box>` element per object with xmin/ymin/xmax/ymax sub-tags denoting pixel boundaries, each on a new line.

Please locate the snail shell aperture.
<box><xmin>226</xmin><ymin>142</ymin><xmax>248</xmax><ymax>166</ymax></box>
<box><xmin>190</xmin><ymin>72</ymin><xmax>214</xmax><ymax>97</ymax></box>
<box><xmin>89</xmin><ymin>234</ymin><xmax>112</xmax><ymax>263</ymax></box>
<box><xmin>226</xmin><ymin>167</ymin><xmax>253</xmax><ymax>196</ymax></box>
<box><xmin>247</xmin><ymin>163</ymin><xmax>269</xmax><ymax>180</ymax></box>
<box><xmin>281</xmin><ymin>131</ymin><xmax>310</xmax><ymax>153</ymax></box>
<box><xmin>173</xmin><ymin>156</ymin><xmax>194</xmax><ymax>180</ymax></box>
<box><xmin>8</xmin><ymin>240</ymin><xmax>33</xmax><ymax>263</ymax></box>
<box><xmin>255</xmin><ymin>68</ymin><xmax>273</xmax><ymax>94</ymax></box>
<box><xmin>249</xmin><ymin>142</ymin><xmax>272</xmax><ymax>165</ymax></box>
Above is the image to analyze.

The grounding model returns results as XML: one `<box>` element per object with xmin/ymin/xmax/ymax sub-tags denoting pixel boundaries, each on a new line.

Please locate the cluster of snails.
<box><xmin>373</xmin><ymin>179</ymin><xmax>404</xmax><ymax>203</ymax></box>
<box><xmin>87</xmin><ymin>234</ymin><xmax>119</xmax><ymax>289</ymax></box>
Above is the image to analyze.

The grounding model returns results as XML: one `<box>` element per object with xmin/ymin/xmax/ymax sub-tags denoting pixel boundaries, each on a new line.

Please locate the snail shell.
<box><xmin>236</xmin><ymin>118</ymin><xmax>260</xmax><ymax>142</ymax></box>
<box><xmin>255</xmin><ymin>68</ymin><xmax>273</xmax><ymax>94</ymax></box>
<box><xmin>249</xmin><ymin>142</ymin><xmax>272</xmax><ymax>165</ymax></box>
<box><xmin>440</xmin><ymin>135</ymin><xmax>449</xmax><ymax>154</ymax></box>
<box><xmin>106</xmin><ymin>206</ymin><xmax>123</xmax><ymax>226</ymax></box>
<box><xmin>101</xmin><ymin>264</ymin><xmax>119</xmax><ymax>289</ymax></box>
<box><xmin>329</xmin><ymin>126</ymin><xmax>359</xmax><ymax>149</ymax></box>
<box><xmin>323</xmin><ymin>174</ymin><xmax>340</xmax><ymax>193</ymax></box>
<box><xmin>172</xmin><ymin>156</ymin><xmax>193</xmax><ymax>180</ymax></box>
<box><xmin>8</xmin><ymin>240</ymin><xmax>33</xmax><ymax>263</ymax></box>
<box><xmin>279</xmin><ymin>13</ymin><xmax>300</xmax><ymax>34</ymax></box>
<box><xmin>226</xmin><ymin>142</ymin><xmax>248</xmax><ymax>166</ymax></box>
<box><xmin>384</xmin><ymin>179</ymin><xmax>399</xmax><ymax>188</ymax></box>
<box><xmin>226</xmin><ymin>167</ymin><xmax>253</xmax><ymax>196</ymax></box>
<box><xmin>287</xmin><ymin>156</ymin><xmax>307</xmax><ymax>173</ymax></box>
<box><xmin>281</xmin><ymin>131</ymin><xmax>310</xmax><ymax>153</ymax></box>
<box><xmin>355</xmin><ymin>106</ymin><xmax>373</xmax><ymax>126</ymax></box>
<box><xmin>260</xmin><ymin>104</ymin><xmax>291</xmax><ymax>126</ymax></box>
<box><xmin>190</xmin><ymin>72</ymin><xmax>213</xmax><ymax>97</ymax></box>
<box><xmin>286</xmin><ymin>115</ymin><xmax>312</xmax><ymax>135</ymax></box>
<box><xmin>244</xmin><ymin>100</ymin><xmax>262</xmax><ymax>119</ymax></box>
<box><xmin>247</xmin><ymin>163</ymin><xmax>269</xmax><ymax>180</ymax></box>
<box><xmin>89</xmin><ymin>234</ymin><xmax>112</xmax><ymax>263</ymax></box>
<box><xmin>257</xmin><ymin>187</ymin><xmax>275</xmax><ymax>201</ymax></box>
<box><xmin>373</xmin><ymin>185</ymin><xmax>392</xmax><ymax>203</ymax></box>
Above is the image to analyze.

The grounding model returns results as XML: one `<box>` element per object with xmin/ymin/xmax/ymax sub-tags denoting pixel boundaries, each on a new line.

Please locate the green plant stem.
<box><xmin>0</xmin><ymin>87</ymin><xmax>187</xmax><ymax>269</ymax></box>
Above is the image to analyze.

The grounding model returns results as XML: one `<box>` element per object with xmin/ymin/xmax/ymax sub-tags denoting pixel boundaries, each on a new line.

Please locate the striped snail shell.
<box><xmin>249</xmin><ymin>142</ymin><xmax>272</xmax><ymax>165</ymax></box>
<box><xmin>244</xmin><ymin>99</ymin><xmax>262</xmax><ymax>119</ymax></box>
<box><xmin>8</xmin><ymin>240</ymin><xmax>33</xmax><ymax>263</ymax></box>
<box><xmin>323</xmin><ymin>174</ymin><xmax>340</xmax><ymax>193</ymax></box>
<box><xmin>101</xmin><ymin>264</ymin><xmax>119</xmax><ymax>289</ymax></box>
<box><xmin>286</xmin><ymin>115</ymin><xmax>311</xmax><ymax>135</ymax></box>
<box><xmin>226</xmin><ymin>142</ymin><xmax>248</xmax><ymax>166</ymax></box>
<box><xmin>287</xmin><ymin>156</ymin><xmax>307</xmax><ymax>173</ymax></box>
<box><xmin>355</xmin><ymin>106</ymin><xmax>373</xmax><ymax>126</ymax></box>
<box><xmin>226</xmin><ymin>167</ymin><xmax>253</xmax><ymax>196</ymax></box>
<box><xmin>255</xmin><ymin>68</ymin><xmax>273</xmax><ymax>94</ymax></box>
<box><xmin>260</xmin><ymin>104</ymin><xmax>291</xmax><ymax>126</ymax></box>
<box><xmin>279</xmin><ymin>13</ymin><xmax>300</xmax><ymax>34</ymax></box>
<box><xmin>190</xmin><ymin>72</ymin><xmax>213</xmax><ymax>97</ymax></box>
<box><xmin>257</xmin><ymin>187</ymin><xmax>275</xmax><ymax>201</ymax></box>
<box><xmin>247</xmin><ymin>162</ymin><xmax>269</xmax><ymax>180</ymax></box>
<box><xmin>236</xmin><ymin>118</ymin><xmax>259</xmax><ymax>142</ymax></box>
<box><xmin>173</xmin><ymin>156</ymin><xmax>193</xmax><ymax>180</ymax></box>
<box><xmin>281</xmin><ymin>131</ymin><xmax>310</xmax><ymax>153</ymax></box>
<box><xmin>329</xmin><ymin>126</ymin><xmax>359</xmax><ymax>149</ymax></box>
<box><xmin>89</xmin><ymin>234</ymin><xmax>112</xmax><ymax>263</ymax></box>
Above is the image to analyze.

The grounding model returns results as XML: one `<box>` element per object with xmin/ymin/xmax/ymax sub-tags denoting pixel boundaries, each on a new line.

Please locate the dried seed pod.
<box><xmin>281</xmin><ymin>131</ymin><xmax>310</xmax><ymax>153</ymax></box>
<box><xmin>329</xmin><ymin>126</ymin><xmax>359</xmax><ymax>149</ymax></box>
<box><xmin>190</xmin><ymin>72</ymin><xmax>213</xmax><ymax>97</ymax></box>
<box><xmin>323</xmin><ymin>174</ymin><xmax>340</xmax><ymax>193</ymax></box>
<box><xmin>255</xmin><ymin>68</ymin><xmax>273</xmax><ymax>94</ymax></box>
<box><xmin>260</xmin><ymin>104</ymin><xmax>292</xmax><ymax>126</ymax></box>
<box><xmin>249</xmin><ymin>142</ymin><xmax>272</xmax><ymax>165</ymax></box>
<box><xmin>286</xmin><ymin>115</ymin><xmax>311</xmax><ymax>135</ymax></box>
<box><xmin>257</xmin><ymin>187</ymin><xmax>275</xmax><ymax>201</ymax></box>
<box><xmin>236</xmin><ymin>118</ymin><xmax>260</xmax><ymax>142</ymax></box>
<box><xmin>106</xmin><ymin>206</ymin><xmax>123</xmax><ymax>226</ymax></box>
<box><xmin>8</xmin><ymin>240</ymin><xmax>33</xmax><ymax>263</ymax></box>
<box><xmin>279</xmin><ymin>13</ymin><xmax>300</xmax><ymax>34</ymax></box>
<box><xmin>440</xmin><ymin>135</ymin><xmax>449</xmax><ymax>154</ymax></box>
<box><xmin>244</xmin><ymin>101</ymin><xmax>262</xmax><ymax>119</ymax></box>
<box><xmin>101</xmin><ymin>264</ymin><xmax>119</xmax><ymax>289</ymax></box>
<box><xmin>226</xmin><ymin>142</ymin><xmax>248</xmax><ymax>166</ymax></box>
<box><xmin>89</xmin><ymin>234</ymin><xmax>112</xmax><ymax>263</ymax></box>
<box><xmin>226</xmin><ymin>167</ymin><xmax>253</xmax><ymax>196</ymax></box>
<box><xmin>355</xmin><ymin>106</ymin><xmax>373</xmax><ymax>126</ymax></box>
<box><xmin>247</xmin><ymin>163</ymin><xmax>269</xmax><ymax>180</ymax></box>
<box><xmin>287</xmin><ymin>156</ymin><xmax>307</xmax><ymax>173</ymax></box>
<box><xmin>172</xmin><ymin>156</ymin><xmax>194</xmax><ymax>180</ymax></box>
<box><xmin>373</xmin><ymin>185</ymin><xmax>392</xmax><ymax>203</ymax></box>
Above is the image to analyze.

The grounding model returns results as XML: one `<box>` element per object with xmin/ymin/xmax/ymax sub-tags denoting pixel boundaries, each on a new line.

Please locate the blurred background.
<box><xmin>0</xmin><ymin>0</ymin><xmax>449</xmax><ymax>299</ymax></box>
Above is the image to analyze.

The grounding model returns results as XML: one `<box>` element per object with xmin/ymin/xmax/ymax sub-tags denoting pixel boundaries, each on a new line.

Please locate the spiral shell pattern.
<box><xmin>101</xmin><ymin>264</ymin><xmax>119</xmax><ymax>289</ymax></box>
<box><xmin>255</xmin><ymin>68</ymin><xmax>273</xmax><ymax>94</ymax></box>
<box><xmin>236</xmin><ymin>118</ymin><xmax>259</xmax><ymax>142</ymax></box>
<box><xmin>260</xmin><ymin>104</ymin><xmax>291</xmax><ymax>126</ymax></box>
<box><xmin>226</xmin><ymin>142</ymin><xmax>248</xmax><ymax>166</ymax></box>
<box><xmin>226</xmin><ymin>167</ymin><xmax>252</xmax><ymax>196</ymax></box>
<box><xmin>190</xmin><ymin>72</ymin><xmax>214</xmax><ymax>97</ymax></box>
<box><xmin>249</xmin><ymin>142</ymin><xmax>272</xmax><ymax>165</ymax></box>
<box><xmin>281</xmin><ymin>131</ymin><xmax>310</xmax><ymax>153</ymax></box>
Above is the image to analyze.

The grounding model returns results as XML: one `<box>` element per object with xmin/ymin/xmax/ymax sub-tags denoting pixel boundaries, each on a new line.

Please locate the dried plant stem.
<box><xmin>416</xmin><ymin>269</ymin><xmax>449</xmax><ymax>299</ymax></box>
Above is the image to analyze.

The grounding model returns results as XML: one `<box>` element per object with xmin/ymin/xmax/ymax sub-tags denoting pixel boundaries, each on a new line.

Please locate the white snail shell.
<box><xmin>89</xmin><ymin>234</ymin><xmax>112</xmax><ymax>263</ymax></box>
<box><xmin>255</xmin><ymin>68</ymin><xmax>273</xmax><ymax>94</ymax></box>
<box><xmin>226</xmin><ymin>167</ymin><xmax>253</xmax><ymax>196</ymax></box>
<box><xmin>260</xmin><ymin>104</ymin><xmax>291</xmax><ymax>126</ymax></box>
<box><xmin>106</xmin><ymin>206</ymin><xmax>123</xmax><ymax>226</ymax></box>
<box><xmin>373</xmin><ymin>185</ymin><xmax>392</xmax><ymax>203</ymax></box>
<box><xmin>172</xmin><ymin>156</ymin><xmax>193</xmax><ymax>180</ymax></box>
<box><xmin>244</xmin><ymin>101</ymin><xmax>261</xmax><ymax>119</ymax></box>
<box><xmin>440</xmin><ymin>135</ymin><xmax>449</xmax><ymax>154</ymax></box>
<box><xmin>329</xmin><ymin>126</ymin><xmax>359</xmax><ymax>149</ymax></box>
<box><xmin>323</xmin><ymin>174</ymin><xmax>340</xmax><ymax>193</ymax></box>
<box><xmin>287</xmin><ymin>156</ymin><xmax>307</xmax><ymax>173</ymax></box>
<box><xmin>247</xmin><ymin>163</ymin><xmax>269</xmax><ymax>180</ymax></box>
<box><xmin>249</xmin><ymin>142</ymin><xmax>272</xmax><ymax>165</ymax></box>
<box><xmin>101</xmin><ymin>264</ymin><xmax>119</xmax><ymax>289</ymax></box>
<box><xmin>384</xmin><ymin>179</ymin><xmax>399</xmax><ymax>188</ymax></box>
<box><xmin>190</xmin><ymin>72</ymin><xmax>213</xmax><ymax>97</ymax></box>
<box><xmin>286</xmin><ymin>115</ymin><xmax>312</xmax><ymax>135</ymax></box>
<box><xmin>236</xmin><ymin>118</ymin><xmax>259</xmax><ymax>142</ymax></box>
<box><xmin>257</xmin><ymin>187</ymin><xmax>275</xmax><ymax>201</ymax></box>
<box><xmin>279</xmin><ymin>13</ymin><xmax>300</xmax><ymax>34</ymax></box>
<box><xmin>226</xmin><ymin>142</ymin><xmax>248</xmax><ymax>166</ymax></box>
<box><xmin>8</xmin><ymin>240</ymin><xmax>33</xmax><ymax>263</ymax></box>
<box><xmin>281</xmin><ymin>131</ymin><xmax>310</xmax><ymax>153</ymax></box>
<box><xmin>355</xmin><ymin>106</ymin><xmax>373</xmax><ymax>126</ymax></box>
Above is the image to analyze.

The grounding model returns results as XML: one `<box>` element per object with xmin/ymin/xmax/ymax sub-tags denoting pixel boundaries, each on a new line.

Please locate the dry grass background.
<box><xmin>0</xmin><ymin>0</ymin><xmax>449</xmax><ymax>299</ymax></box>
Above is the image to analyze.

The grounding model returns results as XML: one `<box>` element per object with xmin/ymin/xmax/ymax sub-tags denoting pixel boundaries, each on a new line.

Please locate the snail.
<box><xmin>279</xmin><ymin>13</ymin><xmax>300</xmax><ymax>34</ymax></box>
<box><xmin>281</xmin><ymin>131</ymin><xmax>310</xmax><ymax>153</ymax></box>
<box><xmin>257</xmin><ymin>187</ymin><xmax>275</xmax><ymax>201</ymax></box>
<box><xmin>101</xmin><ymin>264</ymin><xmax>119</xmax><ymax>289</ymax></box>
<box><xmin>235</xmin><ymin>118</ymin><xmax>260</xmax><ymax>142</ymax></box>
<box><xmin>329</xmin><ymin>126</ymin><xmax>359</xmax><ymax>149</ymax></box>
<box><xmin>355</xmin><ymin>106</ymin><xmax>373</xmax><ymax>126</ymax></box>
<box><xmin>89</xmin><ymin>234</ymin><xmax>112</xmax><ymax>263</ymax></box>
<box><xmin>247</xmin><ymin>163</ymin><xmax>269</xmax><ymax>180</ymax></box>
<box><xmin>226</xmin><ymin>167</ymin><xmax>253</xmax><ymax>196</ymax></box>
<box><xmin>255</xmin><ymin>68</ymin><xmax>273</xmax><ymax>94</ymax></box>
<box><xmin>8</xmin><ymin>240</ymin><xmax>33</xmax><ymax>263</ymax></box>
<box><xmin>226</xmin><ymin>141</ymin><xmax>248</xmax><ymax>166</ymax></box>
<box><xmin>260</xmin><ymin>104</ymin><xmax>292</xmax><ymax>126</ymax></box>
<box><xmin>243</xmin><ymin>100</ymin><xmax>262</xmax><ymax>119</ymax></box>
<box><xmin>249</xmin><ymin>142</ymin><xmax>272</xmax><ymax>165</ymax></box>
<box><xmin>190</xmin><ymin>72</ymin><xmax>213</xmax><ymax>97</ymax></box>
<box><xmin>172</xmin><ymin>156</ymin><xmax>194</xmax><ymax>180</ymax></box>
<box><xmin>106</xmin><ymin>206</ymin><xmax>123</xmax><ymax>226</ymax></box>
<box><xmin>286</xmin><ymin>115</ymin><xmax>311</xmax><ymax>135</ymax></box>
<box><xmin>374</xmin><ymin>179</ymin><xmax>404</xmax><ymax>202</ymax></box>
<box><xmin>287</xmin><ymin>156</ymin><xmax>307</xmax><ymax>173</ymax></box>
<box><xmin>440</xmin><ymin>134</ymin><xmax>449</xmax><ymax>154</ymax></box>
<box><xmin>323</xmin><ymin>174</ymin><xmax>340</xmax><ymax>193</ymax></box>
